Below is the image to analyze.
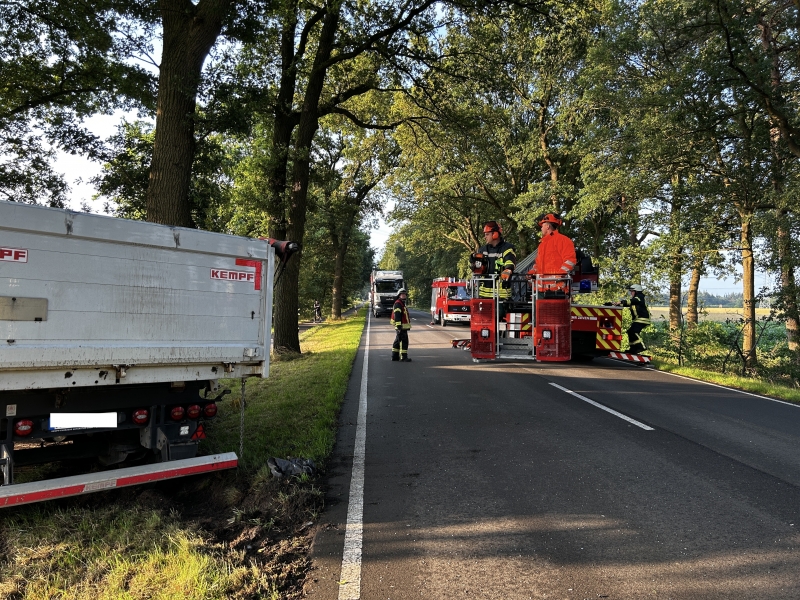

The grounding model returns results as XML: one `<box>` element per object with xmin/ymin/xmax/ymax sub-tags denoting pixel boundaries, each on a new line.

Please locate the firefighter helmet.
<box><xmin>538</xmin><ymin>213</ymin><xmax>563</xmax><ymax>228</ymax></box>
<box><xmin>396</xmin><ymin>288</ymin><xmax>408</xmax><ymax>296</ymax></box>
<box><xmin>628</xmin><ymin>284</ymin><xmax>643</xmax><ymax>292</ymax></box>
<box><xmin>483</xmin><ymin>221</ymin><xmax>502</xmax><ymax>241</ymax></box>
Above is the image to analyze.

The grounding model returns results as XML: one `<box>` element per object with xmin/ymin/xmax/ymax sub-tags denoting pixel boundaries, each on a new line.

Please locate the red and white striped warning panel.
<box><xmin>609</xmin><ymin>351</ymin><xmax>651</xmax><ymax>364</ymax></box>
<box><xmin>0</xmin><ymin>452</ymin><xmax>238</xmax><ymax>508</ymax></box>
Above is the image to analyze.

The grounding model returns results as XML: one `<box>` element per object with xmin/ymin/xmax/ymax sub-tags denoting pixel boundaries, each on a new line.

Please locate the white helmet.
<box><xmin>628</xmin><ymin>284</ymin><xmax>643</xmax><ymax>292</ymax></box>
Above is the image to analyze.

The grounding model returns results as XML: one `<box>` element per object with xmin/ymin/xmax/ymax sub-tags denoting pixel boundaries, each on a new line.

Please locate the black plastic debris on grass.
<box><xmin>268</xmin><ymin>457</ymin><xmax>317</xmax><ymax>479</ymax></box>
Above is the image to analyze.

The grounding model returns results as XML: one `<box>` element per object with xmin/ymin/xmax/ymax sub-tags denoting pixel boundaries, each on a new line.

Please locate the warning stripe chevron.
<box><xmin>571</xmin><ymin>305</ymin><xmax>623</xmax><ymax>352</ymax></box>
<box><xmin>609</xmin><ymin>351</ymin><xmax>651</xmax><ymax>364</ymax></box>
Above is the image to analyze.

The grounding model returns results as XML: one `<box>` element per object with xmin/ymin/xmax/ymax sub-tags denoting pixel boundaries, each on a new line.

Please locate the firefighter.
<box><xmin>617</xmin><ymin>284</ymin><xmax>652</xmax><ymax>355</ymax></box>
<box><xmin>527</xmin><ymin>213</ymin><xmax>577</xmax><ymax>290</ymax></box>
<box><xmin>390</xmin><ymin>288</ymin><xmax>412</xmax><ymax>362</ymax></box>
<box><xmin>474</xmin><ymin>221</ymin><xmax>516</xmax><ymax>319</ymax></box>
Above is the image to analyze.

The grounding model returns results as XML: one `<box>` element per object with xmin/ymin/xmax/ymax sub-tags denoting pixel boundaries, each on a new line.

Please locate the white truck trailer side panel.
<box><xmin>0</xmin><ymin>201</ymin><xmax>273</xmax><ymax>390</ymax></box>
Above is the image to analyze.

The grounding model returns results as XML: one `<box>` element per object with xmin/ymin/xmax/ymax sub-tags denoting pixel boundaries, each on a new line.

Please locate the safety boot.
<box><xmin>400</xmin><ymin>356</ymin><xmax>412</xmax><ymax>362</ymax></box>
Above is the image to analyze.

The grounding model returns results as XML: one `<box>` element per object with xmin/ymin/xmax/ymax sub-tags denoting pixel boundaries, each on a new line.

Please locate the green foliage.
<box><xmin>647</xmin><ymin>318</ymin><xmax>799</xmax><ymax>385</ymax></box>
<box><xmin>0</xmin><ymin>0</ymin><xmax>156</xmax><ymax>206</ymax></box>
<box><xmin>379</xmin><ymin>222</ymin><xmax>467</xmax><ymax>306</ymax></box>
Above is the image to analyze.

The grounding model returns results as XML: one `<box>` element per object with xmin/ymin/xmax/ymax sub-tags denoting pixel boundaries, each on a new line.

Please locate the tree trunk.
<box><xmin>686</xmin><ymin>255</ymin><xmax>702</xmax><ymax>328</ymax></box>
<box><xmin>740</xmin><ymin>211</ymin><xmax>757</xmax><ymax>368</ymax></box>
<box><xmin>668</xmin><ymin>197</ymin><xmax>683</xmax><ymax>330</ymax></box>
<box><xmin>776</xmin><ymin>209</ymin><xmax>800</xmax><ymax>359</ymax></box>
<box><xmin>265</xmin><ymin>4</ymin><xmax>300</xmax><ymax>226</ymax></box>
<box><xmin>145</xmin><ymin>0</ymin><xmax>232</xmax><ymax>226</ymax></box>
<box><xmin>668</xmin><ymin>255</ymin><xmax>682</xmax><ymax>331</ymax></box>
<box><xmin>271</xmin><ymin>0</ymin><xmax>342</xmax><ymax>353</ymax></box>
<box><xmin>332</xmin><ymin>238</ymin><xmax>347</xmax><ymax>319</ymax></box>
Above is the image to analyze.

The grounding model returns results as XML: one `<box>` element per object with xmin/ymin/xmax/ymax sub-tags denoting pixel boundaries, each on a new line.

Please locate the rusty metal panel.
<box><xmin>0</xmin><ymin>297</ymin><xmax>47</xmax><ymax>321</ymax></box>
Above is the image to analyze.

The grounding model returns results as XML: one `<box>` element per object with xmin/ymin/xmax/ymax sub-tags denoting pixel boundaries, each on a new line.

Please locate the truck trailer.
<box><xmin>0</xmin><ymin>201</ymin><xmax>293</xmax><ymax>507</ymax></box>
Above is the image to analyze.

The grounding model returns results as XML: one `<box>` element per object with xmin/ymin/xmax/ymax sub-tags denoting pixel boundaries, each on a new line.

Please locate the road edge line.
<box><xmin>338</xmin><ymin>314</ymin><xmax>370</xmax><ymax>599</ymax></box>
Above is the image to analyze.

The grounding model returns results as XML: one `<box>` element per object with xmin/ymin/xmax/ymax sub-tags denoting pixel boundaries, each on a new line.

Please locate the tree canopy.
<box><xmin>2</xmin><ymin>0</ymin><xmax>798</xmax><ymax>367</ymax></box>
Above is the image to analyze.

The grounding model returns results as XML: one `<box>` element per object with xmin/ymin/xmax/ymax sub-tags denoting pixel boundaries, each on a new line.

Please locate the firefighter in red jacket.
<box><xmin>528</xmin><ymin>213</ymin><xmax>577</xmax><ymax>293</ymax></box>
<box><xmin>390</xmin><ymin>288</ymin><xmax>412</xmax><ymax>362</ymax></box>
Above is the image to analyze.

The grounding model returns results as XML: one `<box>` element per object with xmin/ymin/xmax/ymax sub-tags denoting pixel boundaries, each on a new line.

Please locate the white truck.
<box><xmin>0</xmin><ymin>201</ymin><xmax>294</xmax><ymax>507</ymax></box>
<box><xmin>370</xmin><ymin>270</ymin><xmax>405</xmax><ymax>317</ymax></box>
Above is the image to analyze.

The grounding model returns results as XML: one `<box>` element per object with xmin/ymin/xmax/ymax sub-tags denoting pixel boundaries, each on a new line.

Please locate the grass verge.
<box><xmin>0</xmin><ymin>309</ymin><xmax>366</xmax><ymax>600</ymax></box>
<box><xmin>651</xmin><ymin>359</ymin><xmax>800</xmax><ymax>404</ymax></box>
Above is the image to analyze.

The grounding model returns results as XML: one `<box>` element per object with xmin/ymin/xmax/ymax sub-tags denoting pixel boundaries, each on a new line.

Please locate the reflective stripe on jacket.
<box><xmin>477</xmin><ymin>240</ymin><xmax>516</xmax><ymax>299</ymax></box>
<box><xmin>622</xmin><ymin>292</ymin><xmax>651</xmax><ymax>324</ymax></box>
<box><xmin>530</xmin><ymin>230</ymin><xmax>576</xmax><ymax>276</ymax></box>
<box><xmin>390</xmin><ymin>299</ymin><xmax>411</xmax><ymax>329</ymax></box>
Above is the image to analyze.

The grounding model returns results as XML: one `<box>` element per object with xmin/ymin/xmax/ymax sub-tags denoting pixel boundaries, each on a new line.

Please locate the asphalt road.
<box><xmin>304</xmin><ymin>308</ymin><xmax>800</xmax><ymax>599</ymax></box>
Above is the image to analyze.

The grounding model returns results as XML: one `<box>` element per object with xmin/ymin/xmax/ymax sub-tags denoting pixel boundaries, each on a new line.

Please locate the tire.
<box><xmin>440</xmin><ymin>311</ymin><xmax>447</xmax><ymax>327</ymax></box>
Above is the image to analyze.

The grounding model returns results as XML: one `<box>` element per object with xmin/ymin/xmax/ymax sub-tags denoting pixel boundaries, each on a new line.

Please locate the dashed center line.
<box><xmin>549</xmin><ymin>382</ymin><xmax>655</xmax><ymax>431</ymax></box>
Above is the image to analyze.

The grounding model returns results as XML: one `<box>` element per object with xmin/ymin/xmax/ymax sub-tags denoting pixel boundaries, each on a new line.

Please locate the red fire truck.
<box><xmin>430</xmin><ymin>278</ymin><xmax>471</xmax><ymax>326</ymax></box>
<box><xmin>456</xmin><ymin>251</ymin><xmax>643</xmax><ymax>363</ymax></box>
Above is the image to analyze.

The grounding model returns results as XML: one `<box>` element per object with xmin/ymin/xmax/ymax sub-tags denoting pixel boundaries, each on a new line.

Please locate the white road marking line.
<box><xmin>338</xmin><ymin>313</ymin><xmax>370</xmax><ymax>600</ymax></box>
<box><xmin>549</xmin><ymin>383</ymin><xmax>655</xmax><ymax>431</ymax></box>
<box><xmin>653</xmin><ymin>370</ymin><xmax>800</xmax><ymax>407</ymax></box>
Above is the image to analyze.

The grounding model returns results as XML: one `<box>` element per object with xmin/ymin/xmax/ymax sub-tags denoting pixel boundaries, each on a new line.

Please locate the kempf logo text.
<box><xmin>1</xmin><ymin>247</ymin><xmax>28</xmax><ymax>263</ymax></box>
<box><xmin>211</xmin><ymin>269</ymin><xmax>255</xmax><ymax>284</ymax></box>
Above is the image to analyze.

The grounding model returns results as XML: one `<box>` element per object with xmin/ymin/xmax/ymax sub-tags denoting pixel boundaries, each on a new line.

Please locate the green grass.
<box><xmin>651</xmin><ymin>359</ymin><xmax>800</xmax><ymax>404</ymax></box>
<box><xmin>0</xmin><ymin>310</ymin><xmax>367</xmax><ymax>600</ymax></box>
<box><xmin>203</xmin><ymin>310</ymin><xmax>366</xmax><ymax>473</ymax></box>
<box><xmin>0</xmin><ymin>505</ymin><xmax>243</xmax><ymax>600</ymax></box>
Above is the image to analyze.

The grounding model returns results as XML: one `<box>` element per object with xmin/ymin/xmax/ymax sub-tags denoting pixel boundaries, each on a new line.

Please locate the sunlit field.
<box><xmin>649</xmin><ymin>307</ymin><xmax>772</xmax><ymax>323</ymax></box>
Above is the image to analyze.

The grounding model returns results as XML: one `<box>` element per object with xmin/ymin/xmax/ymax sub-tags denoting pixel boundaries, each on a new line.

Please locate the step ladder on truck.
<box><xmin>0</xmin><ymin>201</ymin><xmax>297</xmax><ymax>507</ymax></box>
<box><xmin>452</xmin><ymin>251</ymin><xmax>647</xmax><ymax>365</ymax></box>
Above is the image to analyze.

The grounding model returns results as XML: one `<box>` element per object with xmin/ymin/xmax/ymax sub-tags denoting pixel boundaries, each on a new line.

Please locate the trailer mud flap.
<box><xmin>0</xmin><ymin>452</ymin><xmax>237</xmax><ymax>508</ymax></box>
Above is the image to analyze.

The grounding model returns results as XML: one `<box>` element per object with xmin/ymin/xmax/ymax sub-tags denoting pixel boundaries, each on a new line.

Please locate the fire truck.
<box><xmin>456</xmin><ymin>250</ymin><xmax>643</xmax><ymax>363</ymax></box>
<box><xmin>430</xmin><ymin>277</ymin><xmax>471</xmax><ymax>326</ymax></box>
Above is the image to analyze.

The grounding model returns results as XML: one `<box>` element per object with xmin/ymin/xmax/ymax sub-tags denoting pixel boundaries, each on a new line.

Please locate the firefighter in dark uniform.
<box><xmin>618</xmin><ymin>284</ymin><xmax>652</xmax><ymax>355</ymax></box>
<box><xmin>390</xmin><ymin>288</ymin><xmax>412</xmax><ymax>362</ymax></box>
<box><xmin>475</xmin><ymin>221</ymin><xmax>516</xmax><ymax>320</ymax></box>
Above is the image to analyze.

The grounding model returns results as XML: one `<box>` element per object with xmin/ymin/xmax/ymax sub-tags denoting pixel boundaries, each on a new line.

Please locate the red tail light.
<box><xmin>132</xmin><ymin>409</ymin><xmax>149</xmax><ymax>425</ymax></box>
<box><xmin>203</xmin><ymin>403</ymin><xmax>217</xmax><ymax>418</ymax></box>
<box><xmin>14</xmin><ymin>419</ymin><xmax>34</xmax><ymax>437</ymax></box>
<box><xmin>186</xmin><ymin>405</ymin><xmax>201</xmax><ymax>419</ymax></box>
<box><xmin>170</xmin><ymin>406</ymin><xmax>185</xmax><ymax>421</ymax></box>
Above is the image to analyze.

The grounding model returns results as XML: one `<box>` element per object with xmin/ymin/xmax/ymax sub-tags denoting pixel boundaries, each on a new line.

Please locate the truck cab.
<box><xmin>371</xmin><ymin>270</ymin><xmax>404</xmax><ymax>317</ymax></box>
<box><xmin>430</xmin><ymin>278</ymin><xmax>471</xmax><ymax>326</ymax></box>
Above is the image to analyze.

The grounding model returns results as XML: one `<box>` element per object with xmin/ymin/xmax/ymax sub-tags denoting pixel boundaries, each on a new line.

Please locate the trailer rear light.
<box><xmin>203</xmin><ymin>403</ymin><xmax>218</xmax><ymax>418</ymax></box>
<box><xmin>132</xmin><ymin>409</ymin><xmax>149</xmax><ymax>425</ymax></box>
<box><xmin>604</xmin><ymin>334</ymin><xmax>623</xmax><ymax>340</ymax></box>
<box><xmin>170</xmin><ymin>406</ymin><xmax>185</xmax><ymax>421</ymax></box>
<box><xmin>14</xmin><ymin>419</ymin><xmax>34</xmax><ymax>437</ymax></box>
<box><xmin>186</xmin><ymin>405</ymin><xmax>201</xmax><ymax>419</ymax></box>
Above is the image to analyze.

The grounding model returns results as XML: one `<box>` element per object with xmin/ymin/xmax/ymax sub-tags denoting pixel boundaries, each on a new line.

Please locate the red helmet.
<box><xmin>483</xmin><ymin>221</ymin><xmax>502</xmax><ymax>241</ymax></box>
<box><xmin>539</xmin><ymin>213</ymin><xmax>562</xmax><ymax>228</ymax></box>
